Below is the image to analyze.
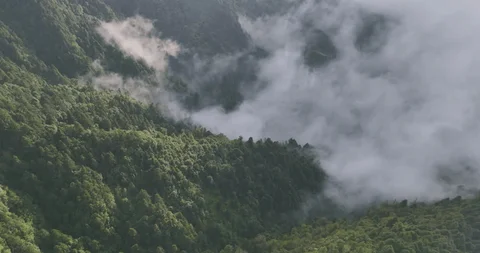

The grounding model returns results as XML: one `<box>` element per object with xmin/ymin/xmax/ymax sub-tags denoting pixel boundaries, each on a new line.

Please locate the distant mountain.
<box><xmin>2</xmin><ymin>1</ymin><xmax>480</xmax><ymax>253</ymax></box>
<box><xmin>0</xmin><ymin>0</ymin><xmax>273</xmax><ymax>112</ymax></box>
<box><xmin>104</xmin><ymin>0</ymin><xmax>250</xmax><ymax>55</ymax></box>
<box><xmin>0</xmin><ymin>1</ymin><xmax>328</xmax><ymax>252</ymax></box>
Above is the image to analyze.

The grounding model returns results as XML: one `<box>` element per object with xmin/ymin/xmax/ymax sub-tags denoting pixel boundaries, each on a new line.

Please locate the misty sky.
<box><xmin>93</xmin><ymin>0</ymin><xmax>480</xmax><ymax>208</ymax></box>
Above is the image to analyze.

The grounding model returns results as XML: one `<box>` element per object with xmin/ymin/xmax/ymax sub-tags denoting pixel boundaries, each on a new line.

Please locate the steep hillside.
<box><xmin>0</xmin><ymin>0</ymin><xmax>150</xmax><ymax>84</ymax></box>
<box><xmin>0</xmin><ymin>80</ymin><xmax>326</xmax><ymax>252</ymax></box>
<box><xmin>0</xmin><ymin>3</ymin><xmax>331</xmax><ymax>251</ymax></box>
<box><xmin>2</xmin><ymin>0</ymin><xmax>480</xmax><ymax>253</ymax></box>
<box><xmin>103</xmin><ymin>0</ymin><xmax>249</xmax><ymax>55</ymax></box>
<box><xmin>261</xmin><ymin>197</ymin><xmax>480</xmax><ymax>253</ymax></box>
<box><xmin>0</xmin><ymin>0</ymin><xmax>264</xmax><ymax>112</ymax></box>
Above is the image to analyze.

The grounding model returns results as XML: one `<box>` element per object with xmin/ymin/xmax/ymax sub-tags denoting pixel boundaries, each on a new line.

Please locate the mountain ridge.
<box><xmin>1</xmin><ymin>0</ymin><xmax>480</xmax><ymax>252</ymax></box>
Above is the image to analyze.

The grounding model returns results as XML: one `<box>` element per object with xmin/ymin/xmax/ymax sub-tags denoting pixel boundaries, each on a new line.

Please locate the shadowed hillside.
<box><xmin>2</xmin><ymin>0</ymin><xmax>480</xmax><ymax>252</ymax></box>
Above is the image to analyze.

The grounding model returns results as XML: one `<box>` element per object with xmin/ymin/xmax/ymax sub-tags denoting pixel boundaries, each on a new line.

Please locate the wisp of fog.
<box><xmin>93</xmin><ymin>0</ymin><xmax>480</xmax><ymax>209</ymax></box>
<box><xmin>91</xmin><ymin>16</ymin><xmax>188</xmax><ymax>120</ymax></box>
<box><xmin>191</xmin><ymin>0</ymin><xmax>480</xmax><ymax>208</ymax></box>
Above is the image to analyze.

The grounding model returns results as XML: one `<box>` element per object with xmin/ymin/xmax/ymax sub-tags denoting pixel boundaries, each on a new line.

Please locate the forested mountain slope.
<box><xmin>261</xmin><ymin>197</ymin><xmax>480</xmax><ymax>253</ymax></box>
<box><xmin>0</xmin><ymin>0</ymin><xmax>254</xmax><ymax>81</ymax></box>
<box><xmin>103</xmin><ymin>0</ymin><xmax>249</xmax><ymax>55</ymax></box>
<box><xmin>0</xmin><ymin>0</ymin><xmax>266</xmax><ymax>112</ymax></box>
<box><xmin>0</xmin><ymin>80</ymin><xmax>325</xmax><ymax>252</ymax></box>
<box><xmin>1</xmin><ymin>0</ymin><xmax>480</xmax><ymax>253</ymax></box>
<box><xmin>4</xmin><ymin>77</ymin><xmax>480</xmax><ymax>253</ymax></box>
<box><xmin>0</xmin><ymin>0</ymin><xmax>148</xmax><ymax>84</ymax></box>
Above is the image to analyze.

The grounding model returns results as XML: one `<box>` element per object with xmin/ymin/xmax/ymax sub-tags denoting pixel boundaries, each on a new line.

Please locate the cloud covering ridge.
<box><xmin>91</xmin><ymin>0</ymin><xmax>480</xmax><ymax>209</ymax></box>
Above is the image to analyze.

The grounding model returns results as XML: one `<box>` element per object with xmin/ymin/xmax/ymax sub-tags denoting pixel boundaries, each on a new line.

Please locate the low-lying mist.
<box><xmin>91</xmin><ymin>0</ymin><xmax>480</xmax><ymax>209</ymax></box>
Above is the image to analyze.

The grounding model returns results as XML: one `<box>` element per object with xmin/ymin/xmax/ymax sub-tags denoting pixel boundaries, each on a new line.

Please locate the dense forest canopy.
<box><xmin>1</xmin><ymin>0</ymin><xmax>480</xmax><ymax>252</ymax></box>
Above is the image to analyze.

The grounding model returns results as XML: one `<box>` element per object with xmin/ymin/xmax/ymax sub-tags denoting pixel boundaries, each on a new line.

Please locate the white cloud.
<box><xmin>88</xmin><ymin>17</ymin><xmax>187</xmax><ymax>120</ymax></box>
<box><xmin>191</xmin><ymin>0</ymin><xmax>480</xmax><ymax>208</ymax></box>
<box><xmin>96</xmin><ymin>16</ymin><xmax>180</xmax><ymax>72</ymax></box>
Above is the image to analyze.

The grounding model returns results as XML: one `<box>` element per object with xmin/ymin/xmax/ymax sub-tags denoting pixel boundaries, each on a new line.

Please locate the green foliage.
<box><xmin>2</xmin><ymin>1</ymin><xmax>480</xmax><ymax>253</ymax></box>
<box><xmin>103</xmin><ymin>0</ymin><xmax>249</xmax><ymax>55</ymax></box>
<box><xmin>0</xmin><ymin>0</ymin><xmax>148</xmax><ymax>84</ymax></box>
<box><xmin>0</xmin><ymin>0</ymin><xmax>254</xmax><ymax>111</ymax></box>
<box><xmin>0</xmin><ymin>82</ymin><xmax>324</xmax><ymax>252</ymax></box>
<box><xmin>261</xmin><ymin>197</ymin><xmax>480</xmax><ymax>253</ymax></box>
<box><xmin>0</xmin><ymin>186</ymin><xmax>41</xmax><ymax>253</ymax></box>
